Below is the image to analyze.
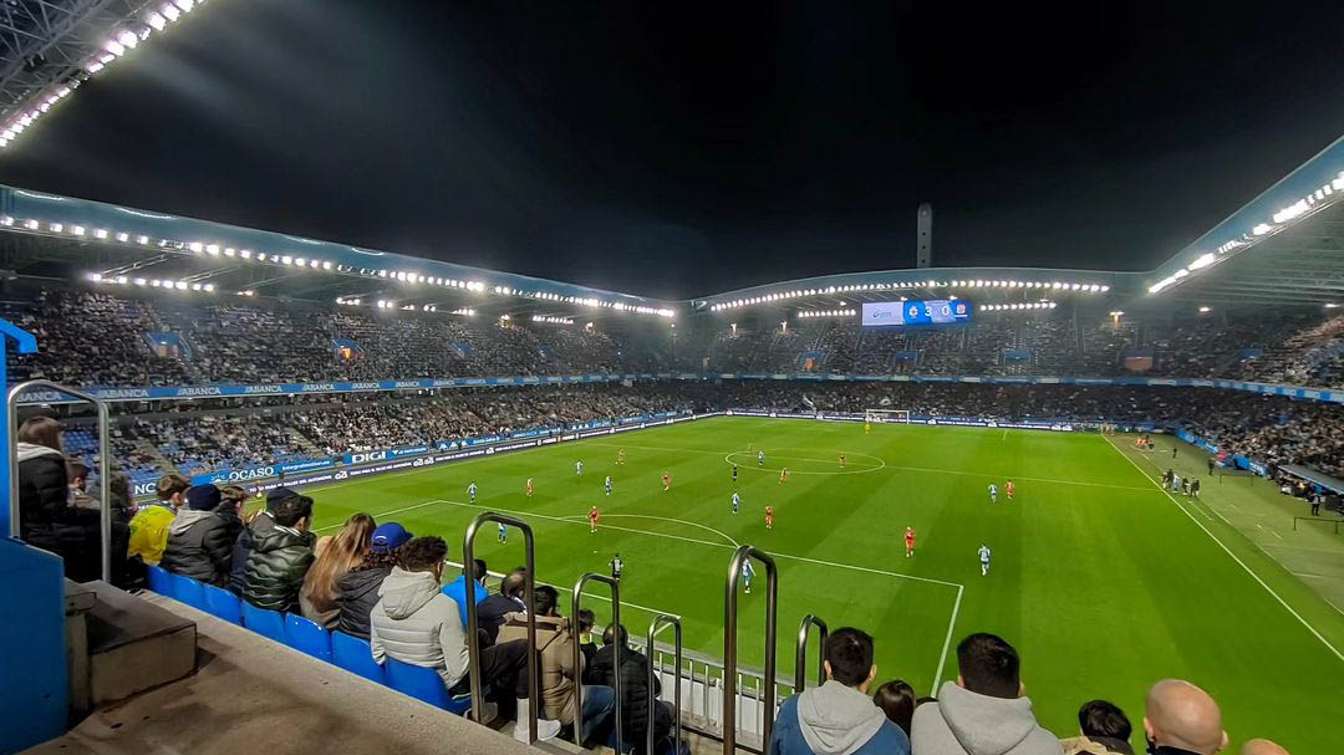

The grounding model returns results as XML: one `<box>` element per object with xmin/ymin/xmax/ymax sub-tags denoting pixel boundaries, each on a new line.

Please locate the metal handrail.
<box><xmin>571</xmin><ymin>572</ymin><xmax>621</xmax><ymax>749</ymax></box>
<box><xmin>463</xmin><ymin>512</ymin><xmax>539</xmax><ymax>740</ymax></box>
<box><xmin>647</xmin><ymin>613</ymin><xmax>683</xmax><ymax>755</ymax></box>
<box><xmin>722</xmin><ymin>544</ymin><xmax>779</xmax><ymax>753</ymax></box>
<box><xmin>8</xmin><ymin>380</ymin><xmax>113</xmax><ymax>583</ymax></box>
<box><xmin>794</xmin><ymin>614</ymin><xmax>829</xmax><ymax>691</ymax></box>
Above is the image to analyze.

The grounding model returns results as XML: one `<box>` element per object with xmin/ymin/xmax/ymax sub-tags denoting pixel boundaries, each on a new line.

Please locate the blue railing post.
<box><xmin>0</xmin><ymin>317</ymin><xmax>37</xmax><ymax>530</ymax></box>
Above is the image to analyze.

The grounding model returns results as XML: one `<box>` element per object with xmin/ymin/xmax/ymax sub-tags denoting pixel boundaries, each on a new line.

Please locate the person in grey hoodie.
<box><xmin>912</xmin><ymin>633</ymin><xmax>1062</xmax><ymax>755</ymax></box>
<box><xmin>368</xmin><ymin>536</ymin><xmax>537</xmax><ymax>729</ymax></box>
<box><xmin>769</xmin><ymin>627</ymin><xmax>910</xmax><ymax>755</ymax></box>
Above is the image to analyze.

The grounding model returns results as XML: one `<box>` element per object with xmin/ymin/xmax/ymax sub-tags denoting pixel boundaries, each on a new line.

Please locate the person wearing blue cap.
<box><xmin>162</xmin><ymin>484</ymin><xmax>238</xmax><ymax>585</ymax></box>
<box><xmin>336</xmin><ymin>522</ymin><xmax>413</xmax><ymax>639</ymax></box>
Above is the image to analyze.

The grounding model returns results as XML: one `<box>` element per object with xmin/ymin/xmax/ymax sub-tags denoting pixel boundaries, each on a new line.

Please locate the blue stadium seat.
<box><xmin>284</xmin><ymin>614</ymin><xmax>333</xmax><ymax>663</ymax></box>
<box><xmin>385</xmin><ymin>657</ymin><xmax>462</xmax><ymax>711</ymax></box>
<box><xmin>202</xmin><ymin>584</ymin><xmax>243</xmax><ymax>624</ymax></box>
<box><xmin>240</xmin><ymin>602</ymin><xmax>286</xmax><ymax>643</ymax></box>
<box><xmin>331</xmin><ymin>631</ymin><xmax>385</xmax><ymax>684</ymax></box>
<box><xmin>146</xmin><ymin>565</ymin><xmax>172</xmax><ymax>595</ymax></box>
<box><xmin>169</xmin><ymin>573</ymin><xmax>206</xmax><ymax>610</ymax></box>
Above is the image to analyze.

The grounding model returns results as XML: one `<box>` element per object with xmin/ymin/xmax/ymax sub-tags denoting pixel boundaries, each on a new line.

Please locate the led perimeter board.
<box><xmin>862</xmin><ymin>299</ymin><xmax>973</xmax><ymax>327</ymax></box>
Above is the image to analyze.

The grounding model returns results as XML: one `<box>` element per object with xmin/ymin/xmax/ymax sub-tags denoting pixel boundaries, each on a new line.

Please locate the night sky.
<box><xmin>3</xmin><ymin>1</ymin><xmax>1344</xmax><ymax>299</ymax></box>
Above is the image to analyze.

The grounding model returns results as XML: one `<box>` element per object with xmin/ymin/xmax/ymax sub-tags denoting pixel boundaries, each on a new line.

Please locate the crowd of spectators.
<box><xmin>6</xmin><ymin>286</ymin><xmax>1344</xmax><ymax>389</ymax></box>
<box><xmin>46</xmin><ymin>380</ymin><xmax>1341</xmax><ymax>483</ymax></box>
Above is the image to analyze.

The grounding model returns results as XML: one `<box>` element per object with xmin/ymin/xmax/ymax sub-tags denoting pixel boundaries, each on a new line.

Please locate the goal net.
<box><xmin>865</xmin><ymin>409</ymin><xmax>910</xmax><ymax>424</ymax></box>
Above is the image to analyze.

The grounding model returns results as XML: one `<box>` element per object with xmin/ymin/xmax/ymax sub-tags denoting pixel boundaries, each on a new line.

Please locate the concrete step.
<box><xmin>83</xmin><ymin>582</ymin><xmax>196</xmax><ymax>705</ymax></box>
<box><xmin>27</xmin><ymin>595</ymin><xmax>589</xmax><ymax>755</ymax></box>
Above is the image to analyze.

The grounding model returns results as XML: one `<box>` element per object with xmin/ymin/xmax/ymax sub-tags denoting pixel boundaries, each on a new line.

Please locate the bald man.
<box><xmin>1239</xmin><ymin>739</ymin><xmax>1289</xmax><ymax>755</ymax></box>
<box><xmin>1143</xmin><ymin>679</ymin><xmax>1228</xmax><ymax>755</ymax></box>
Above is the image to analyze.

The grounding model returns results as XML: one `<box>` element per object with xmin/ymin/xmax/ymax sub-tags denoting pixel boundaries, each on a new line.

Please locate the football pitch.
<box><xmin>304</xmin><ymin>416</ymin><xmax>1344</xmax><ymax>752</ymax></box>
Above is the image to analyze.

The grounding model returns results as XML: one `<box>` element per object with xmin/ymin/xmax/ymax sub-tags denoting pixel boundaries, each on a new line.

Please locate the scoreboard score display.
<box><xmin>862</xmin><ymin>299</ymin><xmax>973</xmax><ymax>326</ymax></box>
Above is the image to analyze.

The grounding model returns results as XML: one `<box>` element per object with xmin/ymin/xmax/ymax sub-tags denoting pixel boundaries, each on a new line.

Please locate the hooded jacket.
<box><xmin>336</xmin><ymin>564</ymin><xmax>392</xmax><ymax>639</ymax></box>
<box><xmin>17</xmin><ymin>442</ymin><xmax>109</xmax><ymax>582</ymax></box>
<box><xmin>160</xmin><ymin>509</ymin><xmax>237</xmax><ymax>584</ymax></box>
<box><xmin>911</xmin><ymin>682</ymin><xmax>1063</xmax><ymax>755</ymax></box>
<box><xmin>368</xmin><ymin>567</ymin><xmax>470</xmax><ymax>688</ymax></box>
<box><xmin>769</xmin><ymin>680</ymin><xmax>909</xmax><ymax>755</ymax></box>
<box><xmin>230</xmin><ymin>511</ymin><xmax>274</xmax><ymax>594</ymax></box>
<box><xmin>16</xmin><ymin>443</ymin><xmax>69</xmax><ymax>529</ymax></box>
<box><xmin>240</xmin><ymin>524</ymin><xmax>315</xmax><ymax>613</ymax></box>
<box><xmin>496</xmin><ymin>611</ymin><xmax>579</xmax><ymax>723</ymax></box>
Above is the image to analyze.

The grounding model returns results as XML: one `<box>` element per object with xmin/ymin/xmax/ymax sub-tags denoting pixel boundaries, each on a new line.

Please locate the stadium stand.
<box><xmin>10</xmin><ymin>286</ymin><xmax>1344</xmax><ymax>389</ymax></box>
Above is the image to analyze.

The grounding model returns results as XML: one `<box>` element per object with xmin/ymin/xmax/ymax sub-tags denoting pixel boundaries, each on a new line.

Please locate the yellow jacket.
<box><xmin>128</xmin><ymin>503</ymin><xmax>177</xmax><ymax>566</ymax></box>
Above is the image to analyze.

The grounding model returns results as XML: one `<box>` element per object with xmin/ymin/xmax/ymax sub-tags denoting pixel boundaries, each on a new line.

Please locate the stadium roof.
<box><xmin>1143</xmin><ymin>134</ymin><xmax>1344</xmax><ymax>308</ymax></box>
<box><xmin>4</xmin><ymin>118</ymin><xmax>1344</xmax><ymax>321</ymax></box>
<box><xmin>0</xmin><ymin>0</ymin><xmax>206</xmax><ymax>151</ymax></box>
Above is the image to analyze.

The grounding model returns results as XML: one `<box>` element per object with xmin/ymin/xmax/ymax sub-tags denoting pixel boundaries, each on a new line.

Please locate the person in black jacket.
<box><xmin>161</xmin><ymin>485</ymin><xmax>237</xmax><ymax>585</ymax></box>
<box><xmin>241</xmin><ymin>493</ymin><xmax>316</xmax><ymax>613</ymax></box>
<box><xmin>476</xmin><ymin>567</ymin><xmax>529</xmax><ymax>644</ymax></box>
<box><xmin>335</xmin><ymin>521</ymin><xmax>412</xmax><ymax>639</ymax></box>
<box><xmin>229</xmin><ymin>486</ymin><xmax>295</xmax><ymax>594</ymax></box>
<box><xmin>585</xmin><ymin>623</ymin><xmax>675</xmax><ymax>754</ymax></box>
<box><xmin>16</xmin><ymin>416</ymin><xmax>107</xmax><ymax>583</ymax></box>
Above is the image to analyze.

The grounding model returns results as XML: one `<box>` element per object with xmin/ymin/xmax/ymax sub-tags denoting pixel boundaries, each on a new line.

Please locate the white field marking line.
<box><xmin>595</xmin><ymin>439</ymin><xmax>1153</xmax><ymax>492</ymax></box>
<box><xmin>323</xmin><ymin>499</ymin><xmax>683</xmax><ymax>618</ymax></box>
<box><xmin>351</xmin><ymin>497</ymin><xmax>965</xmax><ymax>680</ymax></box>
<box><xmin>414</xmin><ymin>498</ymin><xmax>964</xmax><ymax>591</ymax></box>
<box><xmin>442</xmin><ymin>558</ymin><xmax>683</xmax><ymax>620</ymax></box>
<box><xmin>722</xmin><ymin>451</ymin><xmax>886</xmax><ymax>476</ymax></box>
<box><xmin>930</xmin><ymin>583</ymin><xmax>964</xmax><ymax>694</ymax></box>
<box><xmin>1101</xmin><ymin>434</ymin><xmax>1344</xmax><ymax>664</ymax></box>
<box><xmin>557</xmin><ymin>513</ymin><xmax>739</xmax><ymax>547</ymax></box>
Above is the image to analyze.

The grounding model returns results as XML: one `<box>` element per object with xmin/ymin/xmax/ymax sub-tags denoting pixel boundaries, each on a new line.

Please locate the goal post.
<box><xmin>865</xmin><ymin>409</ymin><xmax>910</xmax><ymax>424</ymax></box>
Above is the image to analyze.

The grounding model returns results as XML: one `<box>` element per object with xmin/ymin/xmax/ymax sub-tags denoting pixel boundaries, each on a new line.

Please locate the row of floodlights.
<box><xmin>338</xmin><ymin>297</ymin><xmax>480</xmax><ymax>317</ymax></box>
<box><xmin>979</xmin><ymin>302</ymin><xmax>1057</xmax><ymax>312</ymax></box>
<box><xmin>711</xmin><ymin>280</ymin><xmax>1107</xmax><ymax>311</ymax></box>
<box><xmin>796</xmin><ymin>309</ymin><xmax>857</xmax><ymax>318</ymax></box>
<box><xmin>1</xmin><ymin>1</ymin><xmax>204</xmax><ymax>149</ymax></box>
<box><xmin>4</xmin><ymin>214</ymin><xmax>675</xmax><ymax>318</ymax></box>
<box><xmin>532</xmin><ymin>315</ymin><xmax>574</xmax><ymax>325</ymax></box>
<box><xmin>87</xmin><ymin>272</ymin><xmax>214</xmax><ymax>293</ymax></box>
<box><xmin>1150</xmin><ymin>171</ymin><xmax>1344</xmax><ymax>295</ymax></box>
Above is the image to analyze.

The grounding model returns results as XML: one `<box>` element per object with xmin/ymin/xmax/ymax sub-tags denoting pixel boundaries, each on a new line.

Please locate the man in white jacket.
<box><xmin>912</xmin><ymin>633</ymin><xmax>1063</xmax><ymax>755</ymax></box>
<box><xmin>369</xmin><ymin>536</ymin><xmax>547</xmax><ymax>734</ymax></box>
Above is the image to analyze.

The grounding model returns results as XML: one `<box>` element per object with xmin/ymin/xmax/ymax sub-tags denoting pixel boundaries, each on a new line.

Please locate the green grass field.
<box><xmin>303</xmin><ymin>416</ymin><xmax>1344</xmax><ymax>753</ymax></box>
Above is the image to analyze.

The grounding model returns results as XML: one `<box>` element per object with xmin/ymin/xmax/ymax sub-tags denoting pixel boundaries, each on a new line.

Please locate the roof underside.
<box><xmin>1157</xmin><ymin>201</ymin><xmax>1344</xmax><ymax>306</ymax></box>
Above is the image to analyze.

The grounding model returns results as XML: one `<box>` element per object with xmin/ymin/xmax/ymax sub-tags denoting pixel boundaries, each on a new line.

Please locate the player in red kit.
<box><xmin>1005</xmin><ymin>480</ymin><xmax>1015</xmax><ymax>500</ymax></box>
<box><xmin>904</xmin><ymin>526</ymin><xmax>916</xmax><ymax>558</ymax></box>
<box><xmin>588</xmin><ymin>505</ymin><xmax>600</xmax><ymax>533</ymax></box>
<box><xmin>764</xmin><ymin>505</ymin><xmax>774</xmax><ymax>530</ymax></box>
<box><xmin>661</xmin><ymin>471</ymin><xmax>671</xmax><ymax>492</ymax></box>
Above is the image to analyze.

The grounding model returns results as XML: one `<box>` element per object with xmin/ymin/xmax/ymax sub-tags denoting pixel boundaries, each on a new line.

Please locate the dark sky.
<box><xmin>3</xmin><ymin>1</ymin><xmax>1344</xmax><ymax>299</ymax></box>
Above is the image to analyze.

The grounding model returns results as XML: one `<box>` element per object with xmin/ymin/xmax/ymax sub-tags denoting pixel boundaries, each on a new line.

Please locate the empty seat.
<box><xmin>146</xmin><ymin>565</ymin><xmax>172</xmax><ymax>595</ymax></box>
<box><xmin>284</xmin><ymin>614</ymin><xmax>333</xmax><ymax>663</ymax></box>
<box><xmin>331</xmin><ymin>631</ymin><xmax>385</xmax><ymax>684</ymax></box>
<box><xmin>169</xmin><ymin>573</ymin><xmax>206</xmax><ymax>610</ymax></box>
<box><xmin>202</xmin><ymin>584</ymin><xmax>242</xmax><ymax>624</ymax></box>
<box><xmin>240</xmin><ymin>602</ymin><xmax>286</xmax><ymax>643</ymax></box>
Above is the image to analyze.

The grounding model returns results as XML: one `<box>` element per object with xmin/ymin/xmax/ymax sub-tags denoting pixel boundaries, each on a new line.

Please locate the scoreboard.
<box><xmin>861</xmin><ymin>299</ymin><xmax>973</xmax><ymax>327</ymax></box>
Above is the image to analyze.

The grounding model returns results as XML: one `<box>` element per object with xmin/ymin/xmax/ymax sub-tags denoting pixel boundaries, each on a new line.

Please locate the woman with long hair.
<box><xmin>299</xmin><ymin>512</ymin><xmax>376</xmax><ymax>627</ymax></box>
